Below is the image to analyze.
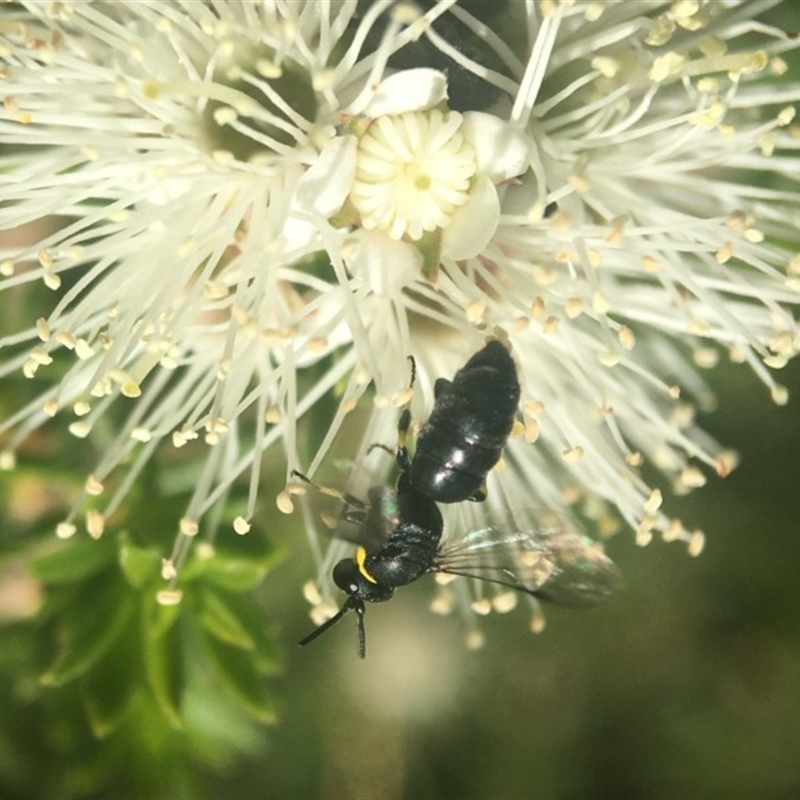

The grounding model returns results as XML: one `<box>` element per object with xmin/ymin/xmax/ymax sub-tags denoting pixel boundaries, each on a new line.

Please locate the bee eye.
<box><xmin>332</xmin><ymin>559</ymin><xmax>359</xmax><ymax>592</ymax></box>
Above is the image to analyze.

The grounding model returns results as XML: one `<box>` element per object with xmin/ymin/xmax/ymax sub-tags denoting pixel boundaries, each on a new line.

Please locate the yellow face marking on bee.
<box><xmin>356</xmin><ymin>546</ymin><xmax>378</xmax><ymax>584</ymax></box>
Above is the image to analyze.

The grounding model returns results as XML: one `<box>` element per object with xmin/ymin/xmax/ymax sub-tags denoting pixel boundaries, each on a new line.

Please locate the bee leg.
<box><xmin>393</xmin><ymin>354</ymin><xmax>418</xmax><ymax>472</ymax></box>
<box><xmin>366</xmin><ymin>442</ymin><xmax>394</xmax><ymax>458</ymax></box>
<box><xmin>395</xmin><ymin>407</ymin><xmax>412</xmax><ymax>471</ymax></box>
<box><xmin>289</xmin><ymin>469</ymin><xmax>367</xmax><ymax>511</ymax></box>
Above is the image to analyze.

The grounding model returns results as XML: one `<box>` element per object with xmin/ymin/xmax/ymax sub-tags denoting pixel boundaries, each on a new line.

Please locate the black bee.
<box><xmin>297</xmin><ymin>469</ymin><xmax>621</xmax><ymax>658</ymax></box>
<box><xmin>398</xmin><ymin>339</ymin><xmax>520</xmax><ymax>503</ymax></box>
<box><xmin>293</xmin><ymin>341</ymin><xmax>618</xmax><ymax>658</ymax></box>
<box><xmin>297</xmin><ymin>471</ymin><xmax>444</xmax><ymax>658</ymax></box>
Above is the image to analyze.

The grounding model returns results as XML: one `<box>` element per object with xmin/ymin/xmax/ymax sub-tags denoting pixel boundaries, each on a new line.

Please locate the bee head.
<box><xmin>333</xmin><ymin>558</ymin><xmax>394</xmax><ymax>603</ymax></box>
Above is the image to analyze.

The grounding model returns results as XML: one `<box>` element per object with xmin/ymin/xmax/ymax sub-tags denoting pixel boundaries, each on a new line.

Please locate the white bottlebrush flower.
<box><xmin>1</xmin><ymin>2</ymin><xmax>799</xmax><ymax>640</ymax></box>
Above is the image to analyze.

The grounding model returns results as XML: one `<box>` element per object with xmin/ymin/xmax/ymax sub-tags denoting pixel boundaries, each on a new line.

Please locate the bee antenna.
<box><xmin>406</xmin><ymin>354</ymin><xmax>417</xmax><ymax>389</ymax></box>
<box><xmin>354</xmin><ymin>599</ymin><xmax>366</xmax><ymax>659</ymax></box>
<box><xmin>298</xmin><ymin>596</ymin><xmax>367</xmax><ymax>657</ymax></box>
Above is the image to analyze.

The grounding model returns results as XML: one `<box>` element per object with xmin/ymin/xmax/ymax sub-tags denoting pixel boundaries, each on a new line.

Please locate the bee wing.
<box><xmin>333</xmin><ymin>485</ymin><xmax>400</xmax><ymax>552</ymax></box>
<box><xmin>433</xmin><ymin>509</ymin><xmax>622</xmax><ymax>606</ymax></box>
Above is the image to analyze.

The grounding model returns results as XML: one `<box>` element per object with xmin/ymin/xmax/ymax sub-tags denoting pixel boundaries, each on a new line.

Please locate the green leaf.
<box><xmin>80</xmin><ymin>614</ymin><xmax>141</xmax><ymax>739</ymax></box>
<box><xmin>215</xmin><ymin>592</ymin><xmax>282</xmax><ymax>674</ymax></box>
<box><xmin>203</xmin><ymin>635</ymin><xmax>278</xmax><ymax>724</ymax></box>
<box><xmin>194</xmin><ymin>589</ymin><xmax>281</xmax><ymax>672</ymax></box>
<box><xmin>29</xmin><ymin>535</ymin><xmax>116</xmax><ymax>584</ymax></box>
<box><xmin>143</xmin><ymin>600</ymin><xmax>184</xmax><ymax>728</ymax></box>
<box><xmin>147</xmin><ymin>595</ymin><xmax>181</xmax><ymax>638</ymax></box>
<box><xmin>118</xmin><ymin>534</ymin><xmax>161</xmax><ymax>589</ymax></box>
<box><xmin>181</xmin><ymin>533</ymin><xmax>280</xmax><ymax>592</ymax></box>
<box><xmin>0</xmin><ymin>623</ymin><xmax>35</xmax><ymax>672</ymax></box>
<box><xmin>196</xmin><ymin>589</ymin><xmax>255</xmax><ymax>650</ymax></box>
<box><xmin>40</xmin><ymin>574</ymin><xmax>135</xmax><ymax>687</ymax></box>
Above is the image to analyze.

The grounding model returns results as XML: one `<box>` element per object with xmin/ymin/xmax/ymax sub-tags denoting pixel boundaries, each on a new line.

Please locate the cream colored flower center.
<box><xmin>350</xmin><ymin>109</ymin><xmax>476</xmax><ymax>241</ymax></box>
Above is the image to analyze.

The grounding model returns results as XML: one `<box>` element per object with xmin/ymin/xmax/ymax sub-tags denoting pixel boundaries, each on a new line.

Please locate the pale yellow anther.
<box><xmin>157</xmin><ymin>590</ymin><xmax>183</xmax><ymax>606</ymax></box>
<box><xmin>276</xmin><ymin>490</ymin><xmax>294</xmax><ymax>515</ymax></box>
<box><xmin>591</xmin><ymin>56</ymin><xmax>619</xmax><ymax>78</ymax></box>
<box><xmin>204</xmin><ymin>280</ymin><xmax>229</xmax><ymax>299</ymax></box>
<box><xmin>542</xmin><ymin>316</ymin><xmax>559</xmax><ymax>334</ymax></box>
<box><xmin>691</xmin><ymin>101</ymin><xmax>725</xmax><ymax>129</ymax></box>
<box><xmin>671</xmin><ymin>0</ymin><xmax>699</xmax><ymax>19</ymax></box>
<box><xmin>592</xmin><ymin>291</ymin><xmax>611</xmax><ymax>314</ymax></box>
<box><xmin>73</xmin><ymin>401</ymin><xmax>91</xmax><ymax>417</ymax></box>
<box><xmin>492</xmin><ymin>591</ymin><xmax>518</xmax><ymax>613</ymax></box>
<box><xmin>30</xmin><ymin>346</ymin><xmax>53</xmax><ymax>366</ymax></box>
<box><xmin>36</xmin><ymin>317</ymin><xmax>51</xmax><ymax>341</ymax></box>
<box><xmin>584</xmin><ymin>2</ymin><xmax>604</xmax><ymax>21</ymax></box>
<box><xmin>56</xmin><ymin>521</ymin><xmax>77</xmax><ymax>539</ymax></box>
<box><xmin>771</xmin><ymin>384</ymin><xmax>789</xmax><ymax>405</ymax></box>
<box><xmin>744</xmin><ymin>227</ymin><xmax>764</xmax><ymax>244</ymax></box>
<box><xmin>470</xmin><ymin>598</ymin><xmax>492</xmax><ymax>616</ymax></box>
<box><xmin>303</xmin><ymin>581</ymin><xmax>322</xmax><ymax>606</ymax></box>
<box><xmin>650</xmin><ymin>52</ymin><xmax>685</xmax><ymax>83</ymax></box>
<box><xmin>715</xmin><ymin>241</ymin><xmax>734</xmax><ymax>264</ymax></box>
<box><xmin>530</xmin><ymin>611</ymin><xmax>547</xmax><ymax>634</ymax></box>
<box><xmin>693</xmin><ymin>348</ymin><xmax>720</xmax><ymax>369</ymax></box>
<box><xmin>37</xmin><ymin>248</ymin><xmax>53</xmax><ymax>269</ymax></box>
<box><xmin>644</xmin><ymin>489</ymin><xmax>663</xmax><ymax>513</ymax></box>
<box><xmin>429</xmin><ymin>590</ymin><xmax>456</xmax><ymax>616</ymax></box>
<box><xmin>635</xmin><ymin>527</ymin><xmax>653</xmax><ymax>547</ymax></box>
<box><xmin>341</xmin><ymin>397</ymin><xmax>358</xmax><ymax>414</ymax></box>
<box><xmin>86</xmin><ymin>509</ymin><xmax>104</xmax><ymax>539</ymax></box>
<box><xmin>233</xmin><ymin>516</ymin><xmax>251</xmax><ymax>535</ymax></box>
<box><xmin>562</xmin><ymin>446</ymin><xmax>584</xmax><ymax>462</ymax></box>
<box><xmin>85</xmin><ymin>475</ymin><xmax>104</xmax><ymax>495</ymax></box>
<box><xmin>598</xmin><ymin>351</ymin><xmax>621</xmax><ymax>367</ymax></box>
<box><xmin>466</xmin><ymin>300</ymin><xmax>486</xmax><ymax>325</ymax></box>
<box><xmin>688</xmin><ymin>530</ymin><xmax>706</xmax><ymax>557</ymax></box>
<box><xmin>618</xmin><ymin>326</ymin><xmax>635</xmax><ymax>350</ymax></box>
<box><xmin>680</xmin><ymin>466</ymin><xmax>706</xmax><ymax>488</ymax></box>
<box><xmin>265</xmin><ymin>404</ymin><xmax>282</xmax><ymax>424</ymax></box>
<box><xmin>716</xmin><ymin>450</ymin><xmax>738</xmax><ymax>477</ymax></box>
<box><xmin>75</xmin><ymin>339</ymin><xmax>95</xmax><ymax>359</ymax></box>
<box><xmin>641</xmin><ymin>255</ymin><xmax>662</xmax><ymax>273</ymax></box>
<box><xmin>662</xmin><ymin>519</ymin><xmax>683</xmax><ymax>542</ymax></box>
<box><xmin>69</xmin><ymin>420</ymin><xmax>92</xmax><ymax>438</ymax></box>
<box><xmin>131</xmin><ymin>427</ymin><xmax>151</xmax><ymax>442</ymax></box>
<box><xmin>530</xmin><ymin>296</ymin><xmax>546</xmax><ymax>318</ymax></box>
<box><xmin>392</xmin><ymin>387</ymin><xmax>414</xmax><ymax>407</ymax></box>
<box><xmin>524</xmin><ymin>399</ymin><xmax>545</xmax><ymax>416</ymax></box>
<box><xmin>565</xmin><ymin>298</ymin><xmax>583</xmax><ymax>319</ymax></box>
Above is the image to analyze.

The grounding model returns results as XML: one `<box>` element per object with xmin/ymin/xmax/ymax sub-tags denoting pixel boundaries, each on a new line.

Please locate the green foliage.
<box><xmin>0</xmin><ymin>506</ymin><xmax>282</xmax><ymax>799</ymax></box>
